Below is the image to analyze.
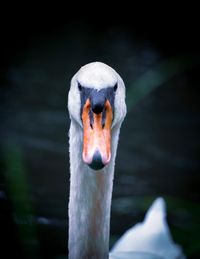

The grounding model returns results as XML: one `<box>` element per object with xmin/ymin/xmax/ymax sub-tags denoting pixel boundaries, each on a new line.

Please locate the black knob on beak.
<box><xmin>91</xmin><ymin>91</ymin><xmax>106</xmax><ymax>114</ymax></box>
<box><xmin>92</xmin><ymin>103</ymin><xmax>104</xmax><ymax>114</ymax></box>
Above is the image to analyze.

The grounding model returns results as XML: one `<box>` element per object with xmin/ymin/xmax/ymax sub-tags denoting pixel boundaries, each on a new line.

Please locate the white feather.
<box><xmin>68</xmin><ymin>62</ymin><xmax>186</xmax><ymax>259</ymax></box>
<box><xmin>110</xmin><ymin>197</ymin><xmax>186</xmax><ymax>259</ymax></box>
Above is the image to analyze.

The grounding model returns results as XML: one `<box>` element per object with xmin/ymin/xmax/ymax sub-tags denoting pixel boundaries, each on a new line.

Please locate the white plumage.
<box><xmin>68</xmin><ymin>62</ymin><xmax>186</xmax><ymax>259</ymax></box>
<box><xmin>110</xmin><ymin>197</ymin><xmax>186</xmax><ymax>259</ymax></box>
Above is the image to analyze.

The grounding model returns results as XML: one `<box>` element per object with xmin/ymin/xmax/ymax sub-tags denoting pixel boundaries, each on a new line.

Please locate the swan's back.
<box><xmin>110</xmin><ymin>197</ymin><xmax>186</xmax><ymax>259</ymax></box>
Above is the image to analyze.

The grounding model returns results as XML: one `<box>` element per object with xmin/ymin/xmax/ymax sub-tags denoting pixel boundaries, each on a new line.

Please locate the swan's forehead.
<box><xmin>77</xmin><ymin>62</ymin><xmax>117</xmax><ymax>90</ymax></box>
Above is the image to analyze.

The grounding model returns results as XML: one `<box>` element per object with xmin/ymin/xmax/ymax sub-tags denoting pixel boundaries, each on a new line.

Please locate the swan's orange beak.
<box><xmin>82</xmin><ymin>99</ymin><xmax>113</xmax><ymax>170</ymax></box>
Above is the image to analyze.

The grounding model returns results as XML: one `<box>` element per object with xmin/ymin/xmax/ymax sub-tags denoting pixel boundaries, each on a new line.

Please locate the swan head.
<box><xmin>68</xmin><ymin>62</ymin><xmax>126</xmax><ymax>170</ymax></box>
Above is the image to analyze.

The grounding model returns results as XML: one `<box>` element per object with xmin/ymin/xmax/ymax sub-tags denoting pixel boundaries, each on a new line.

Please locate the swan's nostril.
<box><xmin>89</xmin><ymin>150</ymin><xmax>105</xmax><ymax>170</ymax></box>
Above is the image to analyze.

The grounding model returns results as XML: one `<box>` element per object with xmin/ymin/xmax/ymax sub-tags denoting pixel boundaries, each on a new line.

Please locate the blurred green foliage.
<box><xmin>127</xmin><ymin>55</ymin><xmax>199</xmax><ymax>110</ymax></box>
<box><xmin>4</xmin><ymin>145</ymin><xmax>39</xmax><ymax>258</ymax></box>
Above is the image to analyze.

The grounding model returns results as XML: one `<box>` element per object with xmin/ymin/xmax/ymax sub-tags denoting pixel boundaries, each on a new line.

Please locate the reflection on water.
<box><xmin>0</xmin><ymin>25</ymin><xmax>200</xmax><ymax>258</ymax></box>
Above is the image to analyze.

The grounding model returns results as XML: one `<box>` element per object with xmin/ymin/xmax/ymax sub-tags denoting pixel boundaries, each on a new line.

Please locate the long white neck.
<box><xmin>68</xmin><ymin>119</ymin><xmax>120</xmax><ymax>259</ymax></box>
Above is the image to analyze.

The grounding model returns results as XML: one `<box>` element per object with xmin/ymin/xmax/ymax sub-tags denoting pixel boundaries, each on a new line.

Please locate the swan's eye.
<box><xmin>114</xmin><ymin>83</ymin><xmax>118</xmax><ymax>92</ymax></box>
<box><xmin>78</xmin><ymin>82</ymin><xmax>82</xmax><ymax>91</ymax></box>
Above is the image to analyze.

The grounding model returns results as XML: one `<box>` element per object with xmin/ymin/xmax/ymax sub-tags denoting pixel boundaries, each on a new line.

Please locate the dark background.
<box><xmin>0</xmin><ymin>6</ymin><xmax>200</xmax><ymax>259</ymax></box>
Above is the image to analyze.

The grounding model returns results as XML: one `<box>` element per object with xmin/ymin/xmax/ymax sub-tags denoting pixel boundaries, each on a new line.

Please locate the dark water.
<box><xmin>0</xmin><ymin>23</ymin><xmax>200</xmax><ymax>258</ymax></box>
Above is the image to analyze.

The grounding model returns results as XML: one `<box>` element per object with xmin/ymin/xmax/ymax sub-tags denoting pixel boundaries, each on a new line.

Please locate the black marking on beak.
<box><xmin>79</xmin><ymin>84</ymin><xmax>116</xmax><ymax>122</ymax></box>
<box><xmin>89</xmin><ymin>150</ymin><xmax>105</xmax><ymax>170</ymax></box>
<box><xmin>102</xmin><ymin>107</ymin><xmax>106</xmax><ymax>128</ymax></box>
<box><xmin>90</xmin><ymin>90</ymin><xmax>106</xmax><ymax>114</ymax></box>
<box><xmin>89</xmin><ymin>109</ymin><xmax>94</xmax><ymax>129</ymax></box>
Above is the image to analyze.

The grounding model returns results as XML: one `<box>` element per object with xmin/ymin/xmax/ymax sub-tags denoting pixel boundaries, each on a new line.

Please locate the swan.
<box><xmin>67</xmin><ymin>62</ymin><xmax>186</xmax><ymax>259</ymax></box>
